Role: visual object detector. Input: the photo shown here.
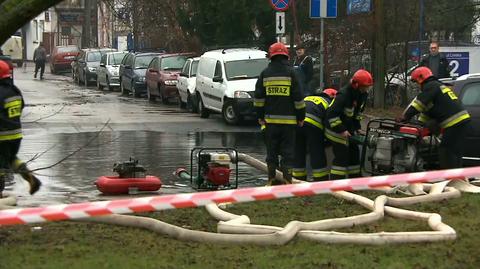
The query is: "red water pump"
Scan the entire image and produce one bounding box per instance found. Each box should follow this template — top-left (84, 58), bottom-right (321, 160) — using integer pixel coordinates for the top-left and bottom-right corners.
top-left (190, 148), bottom-right (239, 190)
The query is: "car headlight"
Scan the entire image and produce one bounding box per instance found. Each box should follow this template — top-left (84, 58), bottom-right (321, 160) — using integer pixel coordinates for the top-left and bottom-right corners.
top-left (234, 91), bottom-right (252, 98)
top-left (88, 67), bottom-right (96, 72)
top-left (164, 80), bottom-right (178, 86)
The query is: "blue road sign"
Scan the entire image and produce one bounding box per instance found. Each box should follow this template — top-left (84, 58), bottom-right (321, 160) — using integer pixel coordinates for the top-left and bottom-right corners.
top-left (310, 0), bottom-right (337, 19)
top-left (270, 0), bottom-right (289, 11)
top-left (445, 52), bottom-right (469, 77)
top-left (347, 0), bottom-right (372, 15)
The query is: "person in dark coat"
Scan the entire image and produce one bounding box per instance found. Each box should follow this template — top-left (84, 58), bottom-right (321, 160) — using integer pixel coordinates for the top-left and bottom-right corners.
top-left (420, 42), bottom-right (451, 79)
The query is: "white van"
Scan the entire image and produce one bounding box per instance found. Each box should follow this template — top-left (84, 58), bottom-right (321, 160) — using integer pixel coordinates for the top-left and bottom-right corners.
top-left (1, 36), bottom-right (23, 67)
top-left (196, 48), bottom-right (269, 124)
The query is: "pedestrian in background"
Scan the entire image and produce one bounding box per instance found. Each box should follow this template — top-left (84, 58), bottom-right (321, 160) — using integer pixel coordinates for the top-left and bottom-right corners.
top-left (293, 44), bottom-right (314, 96)
top-left (254, 42), bottom-right (305, 185)
top-left (0, 60), bottom-right (42, 197)
top-left (33, 42), bottom-right (47, 80)
top-left (325, 70), bottom-right (373, 179)
top-left (420, 41), bottom-right (451, 79)
top-left (293, 88), bottom-right (337, 181)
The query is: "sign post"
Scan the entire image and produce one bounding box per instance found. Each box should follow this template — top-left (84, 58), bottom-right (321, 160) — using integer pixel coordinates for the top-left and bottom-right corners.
top-left (270, 0), bottom-right (289, 41)
top-left (276, 12), bottom-right (286, 35)
top-left (310, 0), bottom-right (337, 90)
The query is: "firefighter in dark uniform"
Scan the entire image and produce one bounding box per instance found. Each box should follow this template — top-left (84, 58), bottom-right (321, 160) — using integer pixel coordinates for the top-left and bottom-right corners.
top-left (0, 60), bottom-right (42, 197)
top-left (398, 66), bottom-right (471, 169)
top-left (325, 70), bottom-right (373, 179)
top-left (293, 88), bottom-right (337, 181)
top-left (254, 42), bottom-right (305, 185)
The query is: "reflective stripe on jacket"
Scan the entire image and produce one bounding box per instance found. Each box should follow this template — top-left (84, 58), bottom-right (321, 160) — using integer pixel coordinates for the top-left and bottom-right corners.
top-left (403, 78), bottom-right (470, 128)
top-left (254, 59), bottom-right (305, 125)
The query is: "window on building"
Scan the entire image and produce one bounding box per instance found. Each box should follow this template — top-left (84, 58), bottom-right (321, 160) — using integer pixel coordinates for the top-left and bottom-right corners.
top-left (33, 20), bottom-right (38, 41)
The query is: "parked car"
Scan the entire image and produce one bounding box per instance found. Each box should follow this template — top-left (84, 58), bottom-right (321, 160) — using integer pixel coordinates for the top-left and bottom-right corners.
top-left (74, 48), bottom-right (116, 86)
top-left (96, 51), bottom-right (127, 91)
top-left (145, 53), bottom-right (194, 103)
top-left (49, 45), bottom-right (79, 74)
top-left (195, 48), bottom-right (268, 124)
top-left (177, 57), bottom-right (200, 112)
top-left (442, 73), bottom-right (480, 166)
top-left (1, 35), bottom-right (23, 67)
top-left (119, 52), bottom-right (163, 97)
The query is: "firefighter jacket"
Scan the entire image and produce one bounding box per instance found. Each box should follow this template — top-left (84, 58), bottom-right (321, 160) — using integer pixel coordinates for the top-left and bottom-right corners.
top-left (254, 59), bottom-right (305, 125)
top-left (325, 84), bottom-right (367, 136)
top-left (403, 77), bottom-right (470, 129)
top-left (303, 93), bottom-right (333, 130)
top-left (0, 79), bottom-right (24, 141)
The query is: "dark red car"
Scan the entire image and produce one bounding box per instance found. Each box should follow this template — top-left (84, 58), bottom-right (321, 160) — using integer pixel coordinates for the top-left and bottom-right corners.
top-left (145, 53), bottom-right (194, 103)
top-left (50, 45), bottom-right (79, 74)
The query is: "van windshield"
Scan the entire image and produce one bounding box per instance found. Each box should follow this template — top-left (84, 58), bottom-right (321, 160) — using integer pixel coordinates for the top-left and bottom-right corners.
top-left (87, 51), bottom-right (101, 62)
top-left (224, 59), bottom-right (269, 80)
top-left (58, 47), bottom-right (78, 53)
top-left (109, 53), bottom-right (126, 65)
top-left (161, 56), bottom-right (188, 71)
top-left (135, 55), bottom-right (156, 69)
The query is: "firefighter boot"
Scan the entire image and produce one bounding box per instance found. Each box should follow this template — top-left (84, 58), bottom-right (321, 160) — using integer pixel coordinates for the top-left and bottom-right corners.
top-left (14, 160), bottom-right (42, 195)
top-left (267, 164), bottom-right (284, 186)
top-left (0, 172), bottom-right (6, 198)
top-left (282, 167), bottom-right (293, 184)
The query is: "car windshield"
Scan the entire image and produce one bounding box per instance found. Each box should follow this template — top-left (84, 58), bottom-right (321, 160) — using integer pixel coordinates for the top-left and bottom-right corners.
top-left (225, 59), bottom-right (269, 80)
top-left (135, 55), bottom-right (156, 69)
top-left (58, 47), bottom-right (78, 53)
top-left (160, 56), bottom-right (188, 71)
top-left (191, 60), bottom-right (199, 76)
top-left (87, 51), bottom-right (101, 62)
top-left (109, 53), bottom-right (126, 65)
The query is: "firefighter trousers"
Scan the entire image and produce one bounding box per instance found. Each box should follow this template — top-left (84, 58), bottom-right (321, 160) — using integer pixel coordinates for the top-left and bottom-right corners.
top-left (439, 121), bottom-right (470, 169)
top-left (0, 139), bottom-right (21, 192)
top-left (264, 124), bottom-right (296, 183)
top-left (293, 125), bottom-right (329, 181)
top-left (326, 129), bottom-right (360, 180)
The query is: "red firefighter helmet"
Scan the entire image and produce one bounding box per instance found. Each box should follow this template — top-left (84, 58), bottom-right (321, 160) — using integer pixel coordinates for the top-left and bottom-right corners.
top-left (351, 69), bottom-right (373, 89)
top-left (323, 88), bottom-right (337, 98)
top-left (411, 66), bottom-right (433, 84)
top-left (0, 60), bottom-right (11, 79)
top-left (268, 42), bottom-right (289, 59)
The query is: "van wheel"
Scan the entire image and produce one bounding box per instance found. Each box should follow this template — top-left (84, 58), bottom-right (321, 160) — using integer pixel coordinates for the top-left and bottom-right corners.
top-left (222, 100), bottom-right (241, 125)
top-left (147, 86), bottom-right (156, 102)
top-left (97, 79), bottom-right (103, 90)
top-left (106, 77), bottom-right (112, 91)
top-left (159, 85), bottom-right (169, 104)
top-left (198, 94), bottom-right (210, 118)
top-left (187, 93), bottom-right (198, 113)
top-left (120, 81), bottom-right (128, 96)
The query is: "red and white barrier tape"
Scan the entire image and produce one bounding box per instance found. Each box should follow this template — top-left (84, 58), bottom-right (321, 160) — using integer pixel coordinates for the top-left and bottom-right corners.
top-left (1, 167), bottom-right (479, 226)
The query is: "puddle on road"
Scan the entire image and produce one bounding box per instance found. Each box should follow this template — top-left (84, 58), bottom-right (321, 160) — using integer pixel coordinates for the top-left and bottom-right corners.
top-left (8, 131), bottom-right (267, 207)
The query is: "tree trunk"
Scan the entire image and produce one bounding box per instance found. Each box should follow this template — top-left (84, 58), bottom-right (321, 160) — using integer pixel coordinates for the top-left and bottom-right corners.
top-left (373, 0), bottom-right (386, 108)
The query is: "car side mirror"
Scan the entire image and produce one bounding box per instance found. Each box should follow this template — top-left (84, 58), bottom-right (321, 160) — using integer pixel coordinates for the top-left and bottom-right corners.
top-left (148, 68), bottom-right (158, 73)
top-left (100, 63), bottom-right (106, 67)
top-left (213, 76), bottom-right (223, 83)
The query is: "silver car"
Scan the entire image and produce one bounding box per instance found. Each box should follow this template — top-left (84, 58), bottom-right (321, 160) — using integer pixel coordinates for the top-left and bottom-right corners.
top-left (96, 51), bottom-right (127, 91)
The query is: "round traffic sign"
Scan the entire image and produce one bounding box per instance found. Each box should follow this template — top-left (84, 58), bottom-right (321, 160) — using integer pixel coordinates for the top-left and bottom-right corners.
top-left (270, 0), bottom-right (289, 11)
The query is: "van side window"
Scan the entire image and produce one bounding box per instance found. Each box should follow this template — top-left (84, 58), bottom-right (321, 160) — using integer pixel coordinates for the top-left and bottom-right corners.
top-left (182, 60), bottom-right (191, 77)
top-left (214, 61), bottom-right (222, 78)
top-left (101, 54), bottom-right (107, 65)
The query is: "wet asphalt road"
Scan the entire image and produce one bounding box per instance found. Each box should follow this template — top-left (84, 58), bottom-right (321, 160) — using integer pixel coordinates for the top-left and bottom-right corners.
top-left (8, 66), bottom-right (267, 207)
